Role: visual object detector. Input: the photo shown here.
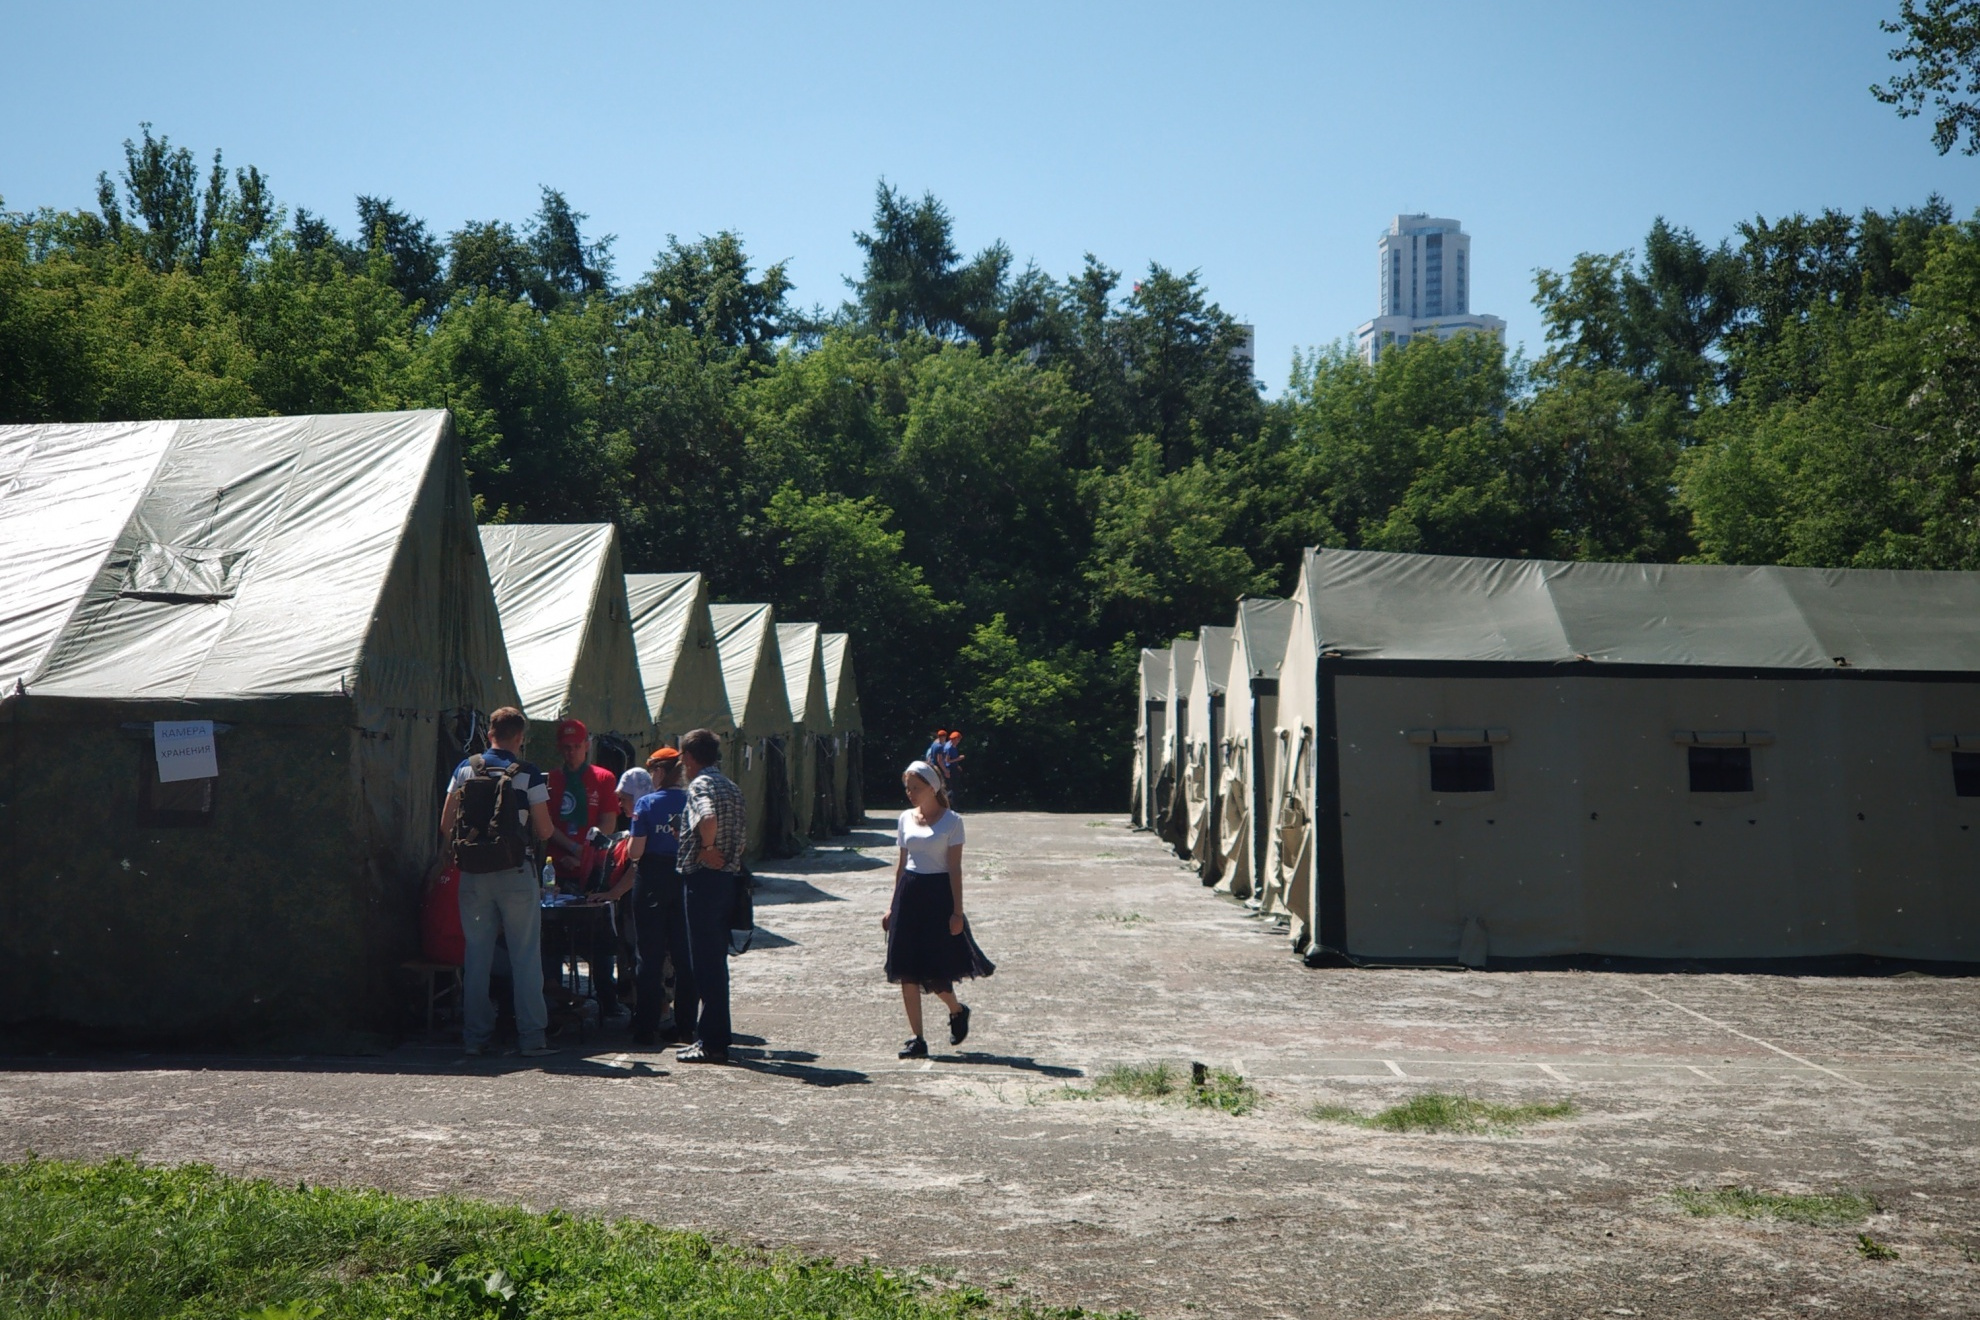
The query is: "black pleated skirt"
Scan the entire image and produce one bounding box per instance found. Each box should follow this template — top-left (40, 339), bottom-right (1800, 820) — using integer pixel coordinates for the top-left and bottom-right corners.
top-left (885, 870), bottom-right (995, 992)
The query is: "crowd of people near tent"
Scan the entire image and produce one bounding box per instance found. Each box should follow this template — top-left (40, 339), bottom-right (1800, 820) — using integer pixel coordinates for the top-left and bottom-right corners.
top-left (428, 710), bottom-right (748, 1061)
top-left (0, 410), bottom-right (869, 1048)
top-left (1136, 546), bottom-right (1980, 970)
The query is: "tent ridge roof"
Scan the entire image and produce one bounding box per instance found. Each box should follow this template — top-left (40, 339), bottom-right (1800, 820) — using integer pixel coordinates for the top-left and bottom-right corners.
top-left (1301, 546), bottom-right (1980, 672)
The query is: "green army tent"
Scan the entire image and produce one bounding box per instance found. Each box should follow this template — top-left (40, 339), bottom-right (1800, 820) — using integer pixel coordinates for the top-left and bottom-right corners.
top-left (479, 524), bottom-right (653, 774)
top-left (820, 632), bottom-right (864, 832)
top-left (1133, 648), bottom-right (1169, 830)
top-left (777, 622), bottom-right (836, 841)
top-left (1216, 598), bottom-right (1294, 903)
top-left (625, 572), bottom-right (733, 751)
top-left (709, 602), bottom-right (797, 860)
top-left (1157, 638), bottom-right (1197, 857)
top-left (1279, 546), bottom-right (1980, 967)
top-left (1184, 626), bottom-right (1234, 885)
top-left (0, 410), bottom-right (517, 1046)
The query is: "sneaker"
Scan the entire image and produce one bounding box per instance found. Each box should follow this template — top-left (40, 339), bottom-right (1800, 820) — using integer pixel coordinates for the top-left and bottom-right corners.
top-left (948, 1005), bottom-right (971, 1046)
top-left (676, 1042), bottom-right (729, 1064)
top-left (518, 1043), bottom-right (558, 1058)
top-left (631, 1029), bottom-right (659, 1048)
top-left (463, 1042), bottom-right (488, 1058)
top-left (899, 1037), bottom-right (928, 1059)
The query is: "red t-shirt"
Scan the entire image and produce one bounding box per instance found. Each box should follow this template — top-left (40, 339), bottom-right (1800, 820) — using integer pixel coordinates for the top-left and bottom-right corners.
top-left (548, 762), bottom-right (619, 881)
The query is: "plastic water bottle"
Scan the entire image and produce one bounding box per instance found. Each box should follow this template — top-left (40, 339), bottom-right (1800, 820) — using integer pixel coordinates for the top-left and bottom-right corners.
top-left (541, 860), bottom-right (556, 893)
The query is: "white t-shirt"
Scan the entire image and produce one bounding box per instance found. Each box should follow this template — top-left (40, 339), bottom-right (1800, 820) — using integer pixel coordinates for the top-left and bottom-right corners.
top-left (897, 808), bottom-right (965, 874)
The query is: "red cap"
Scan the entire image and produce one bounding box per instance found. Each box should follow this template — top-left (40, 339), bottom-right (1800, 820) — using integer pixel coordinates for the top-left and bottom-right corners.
top-left (556, 718), bottom-right (589, 746)
top-left (647, 747), bottom-right (680, 764)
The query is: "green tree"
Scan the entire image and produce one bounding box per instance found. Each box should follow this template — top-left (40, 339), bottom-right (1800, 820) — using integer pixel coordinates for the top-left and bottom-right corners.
top-left (412, 292), bottom-right (611, 522)
top-left (845, 182), bottom-right (1014, 344)
top-left (1084, 441), bottom-right (1273, 644)
top-left (1874, 0), bottom-right (1980, 154)
top-left (955, 613), bottom-right (1111, 806)
top-left (633, 231), bottom-right (797, 359)
top-left (1534, 219), bottom-right (1742, 410)
top-left (355, 196), bottom-right (445, 315)
top-left (1682, 218), bottom-right (1980, 568)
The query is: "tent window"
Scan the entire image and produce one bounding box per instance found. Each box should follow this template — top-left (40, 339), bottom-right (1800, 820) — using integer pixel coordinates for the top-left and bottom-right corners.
top-left (137, 746), bottom-right (216, 827)
top-left (1428, 745), bottom-right (1493, 794)
top-left (1688, 746), bottom-right (1752, 793)
top-left (118, 542), bottom-right (251, 602)
top-left (1953, 752), bottom-right (1980, 798)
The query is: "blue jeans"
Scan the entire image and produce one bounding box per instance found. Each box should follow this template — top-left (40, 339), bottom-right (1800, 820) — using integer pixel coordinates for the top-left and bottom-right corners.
top-left (681, 868), bottom-right (735, 1054)
top-left (459, 866), bottom-right (549, 1050)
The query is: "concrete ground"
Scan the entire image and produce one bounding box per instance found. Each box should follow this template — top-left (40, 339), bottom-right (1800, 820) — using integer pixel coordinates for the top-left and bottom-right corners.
top-left (3, 812), bottom-right (1978, 1318)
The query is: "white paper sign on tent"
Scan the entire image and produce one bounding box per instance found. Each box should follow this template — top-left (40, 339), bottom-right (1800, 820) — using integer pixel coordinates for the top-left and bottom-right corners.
top-left (154, 720), bottom-right (218, 782)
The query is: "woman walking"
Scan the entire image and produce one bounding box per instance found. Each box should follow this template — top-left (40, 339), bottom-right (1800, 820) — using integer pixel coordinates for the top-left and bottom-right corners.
top-left (883, 760), bottom-right (993, 1058)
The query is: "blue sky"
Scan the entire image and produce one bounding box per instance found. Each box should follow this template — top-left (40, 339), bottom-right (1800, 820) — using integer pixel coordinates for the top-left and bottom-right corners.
top-left (3, 2), bottom-right (1969, 390)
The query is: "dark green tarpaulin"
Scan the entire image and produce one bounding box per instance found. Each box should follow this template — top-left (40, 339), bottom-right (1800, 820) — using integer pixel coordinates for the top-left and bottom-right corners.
top-left (0, 410), bottom-right (517, 1046)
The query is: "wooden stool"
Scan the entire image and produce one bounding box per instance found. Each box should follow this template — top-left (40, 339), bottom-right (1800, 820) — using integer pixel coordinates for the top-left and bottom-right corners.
top-left (404, 961), bottom-right (462, 1038)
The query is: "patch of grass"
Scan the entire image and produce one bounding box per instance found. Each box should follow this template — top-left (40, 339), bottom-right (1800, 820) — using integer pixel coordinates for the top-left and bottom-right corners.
top-left (0, 1156), bottom-right (1117, 1319)
top-left (1062, 1063), bottom-right (1258, 1116)
top-left (1857, 1232), bottom-right (1899, 1260)
top-left (1308, 1092), bottom-right (1575, 1134)
top-left (1671, 1185), bottom-right (1880, 1226)
top-left (1096, 910), bottom-right (1145, 925)
top-left (1065, 1062), bottom-right (1179, 1102)
top-left (1186, 1064), bottom-right (1259, 1116)
top-left (1085, 820), bottom-right (1112, 827)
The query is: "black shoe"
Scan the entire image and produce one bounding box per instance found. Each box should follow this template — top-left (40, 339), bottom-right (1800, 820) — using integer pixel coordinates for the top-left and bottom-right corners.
top-left (676, 1042), bottom-right (729, 1064)
top-left (899, 1037), bottom-right (928, 1059)
top-left (631, 1029), bottom-right (658, 1048)
top-left (948, 1005), bottom-right (971, 1046)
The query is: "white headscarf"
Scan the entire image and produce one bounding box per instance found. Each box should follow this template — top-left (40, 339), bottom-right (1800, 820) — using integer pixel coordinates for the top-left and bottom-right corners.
top-left (616, 767), bottom-right (654, 800)
top-left (906, 759), bottom-right (946, 793)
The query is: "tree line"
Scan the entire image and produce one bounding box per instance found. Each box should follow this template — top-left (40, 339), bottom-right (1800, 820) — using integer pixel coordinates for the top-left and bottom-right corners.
top-left (5, 126), bottom-right (1980, 806)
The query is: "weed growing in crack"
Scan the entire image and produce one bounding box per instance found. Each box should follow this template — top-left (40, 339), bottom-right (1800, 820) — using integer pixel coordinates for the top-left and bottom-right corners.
top-left (1061, 1063), bottom-right (1258, 1115)
top-left (1671, 1186), bottom-right (1879, 1226)
top-left (1309, 1092), bottom-right (1574, 1134)
top-left (1857, 1233), bottom-right (1899, 1260)
top-left (1063, 1062), bottom-right (1178, 1101)
top-left (1186, 1064), bottom-right (1258, 1116)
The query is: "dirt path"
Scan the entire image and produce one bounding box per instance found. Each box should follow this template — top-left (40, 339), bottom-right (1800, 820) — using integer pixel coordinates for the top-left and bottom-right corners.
top-left (4, 812), bottom-right (1978, 1318)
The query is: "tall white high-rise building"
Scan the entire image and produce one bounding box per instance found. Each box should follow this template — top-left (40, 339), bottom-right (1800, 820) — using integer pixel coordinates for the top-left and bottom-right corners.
top-left (1354, 214), bottom-right (1505, 363)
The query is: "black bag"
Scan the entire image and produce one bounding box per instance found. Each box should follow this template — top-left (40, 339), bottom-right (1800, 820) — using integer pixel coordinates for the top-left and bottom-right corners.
top-left (728, 867), bottom-right (755, 956)
top-left (452, 755), bottom-right (532, 874)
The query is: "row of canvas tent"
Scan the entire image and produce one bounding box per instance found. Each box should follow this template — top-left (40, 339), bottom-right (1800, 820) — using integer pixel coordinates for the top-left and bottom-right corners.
top-left (0, 410), bottom-right (862, 1048)
top-left (478, 524), bottom-right (865, 860)
top-left (1137, 546), bottom-right (1980, 969)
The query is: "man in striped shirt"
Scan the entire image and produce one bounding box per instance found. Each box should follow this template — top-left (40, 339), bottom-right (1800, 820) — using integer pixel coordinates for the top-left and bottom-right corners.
top-left (674, 728), bottom-right (745, 1062)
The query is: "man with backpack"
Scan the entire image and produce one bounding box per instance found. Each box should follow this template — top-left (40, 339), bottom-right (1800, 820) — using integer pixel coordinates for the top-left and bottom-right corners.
top-left (441, 706), bottom-right (555, 1058)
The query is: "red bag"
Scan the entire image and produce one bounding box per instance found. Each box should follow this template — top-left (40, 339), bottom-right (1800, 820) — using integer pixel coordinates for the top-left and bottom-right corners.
top-left (421, 864), bottom-right (466, 966)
